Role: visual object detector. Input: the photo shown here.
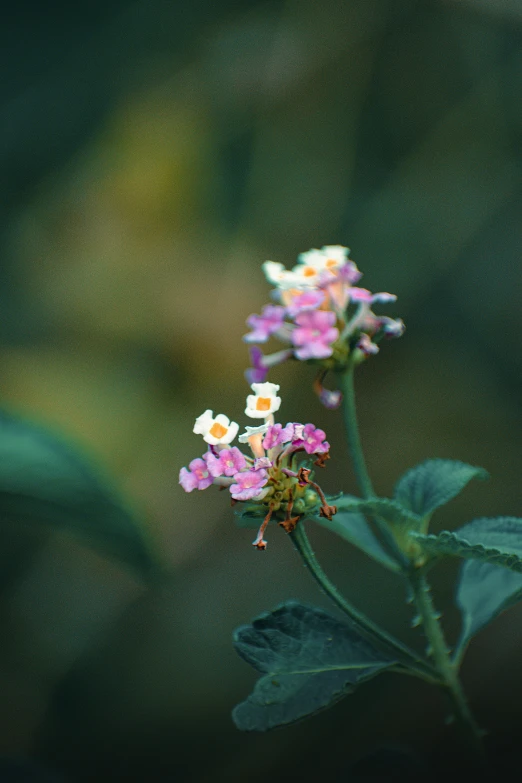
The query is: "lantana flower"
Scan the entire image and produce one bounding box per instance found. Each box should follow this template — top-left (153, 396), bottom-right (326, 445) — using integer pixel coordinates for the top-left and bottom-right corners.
top-left (179, 383), bottom-right (337, 549)
top-left (244, 244), bottom-right (404, 408)
top-left (245, 382), bottom-right (282, 418)
top-left (193, 410), bottom-right (239, 445)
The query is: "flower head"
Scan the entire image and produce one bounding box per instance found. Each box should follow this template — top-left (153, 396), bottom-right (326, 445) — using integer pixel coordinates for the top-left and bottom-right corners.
top-left (292, 310), bottom-right (339, 360)
top-left (180, 384), bottom-right (336, 548)
top-left (193, 410), bottom-right (239, 445)
top-left (245, 382), bottom-right (282, 419)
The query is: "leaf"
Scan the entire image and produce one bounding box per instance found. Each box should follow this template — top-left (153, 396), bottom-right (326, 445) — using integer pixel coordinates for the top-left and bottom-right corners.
top-left (413, 517), bottom-right (522, 574)
top-left (393, 459), bottom-right (488, 518)
top-left (455, 559), bottom-right (522, 659)
top-left (232, 600), bottom-right (396, 731)
top-left (0, 410), bottom-right (155, 577)
top-left (335, 495), bottom-right (420, 529)
top-left (313, 509), bottom-right (400, 571)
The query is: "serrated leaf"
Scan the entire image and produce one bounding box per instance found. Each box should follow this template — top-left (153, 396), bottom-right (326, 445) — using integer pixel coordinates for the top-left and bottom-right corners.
top-left (313, 509), bottom-right (400, 571)
top-left (0, 410), bottom-right (155, 577)
top-left (414, 517), bottom-right (522, 574)
top-left (394, 459), bottom-right (487, 518)
top-left (232, 600), bottom-right (396, 731)
top-left (335, 495), bottom-right (420, 530)
top-left (455, 559), bottom-right (522, 660)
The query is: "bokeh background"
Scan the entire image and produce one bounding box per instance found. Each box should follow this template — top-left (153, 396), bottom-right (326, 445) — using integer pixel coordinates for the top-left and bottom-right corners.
top-left (0, 0), bottom-right (521, 780)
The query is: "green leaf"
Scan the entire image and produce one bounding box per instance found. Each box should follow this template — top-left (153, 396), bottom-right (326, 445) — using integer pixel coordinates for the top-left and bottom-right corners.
top-left (0, 410), bottom-right (155, 577)
top-left (313, 509), bottom-right (400, 571)
top-left (414, 517), bottom-right (522, 574)
top-left (455, 559), bottom-right (522, 659)
top-left (393, 459), bottom-right (488, 518)
top-left (232, 600), bottom-right (396, 731)
top-left (334, 495), bottom-right (420, 529)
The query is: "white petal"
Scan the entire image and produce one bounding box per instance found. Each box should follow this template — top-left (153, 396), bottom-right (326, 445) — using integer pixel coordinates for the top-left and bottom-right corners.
top-left (193, 409), bottom-right (213, 435)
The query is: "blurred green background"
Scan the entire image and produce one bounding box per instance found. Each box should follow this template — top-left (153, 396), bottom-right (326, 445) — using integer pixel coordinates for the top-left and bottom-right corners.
top-left (1, 0), bottom-right (522, 779)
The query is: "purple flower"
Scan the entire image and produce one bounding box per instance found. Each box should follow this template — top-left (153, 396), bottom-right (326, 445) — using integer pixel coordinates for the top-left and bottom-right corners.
top-left (179, 457), bottom-right (214, 492)
top-left (337, 261), bottom-right (362, 285)
top-left (317, 386), bottom-right (342, 410)
top-left (204, 447), bottom-right (246, 478)
top-left (291, 423), bottom-right (330, 455)
top-left (291, 310), bottom-right (339, 360)
top-left (245, 346), bottom-right (269, 384)
top-left (230, 468), bottom-right (269, 501)
top-left (284, 290), bottom-right (325, 317)
top-left (244, 305), bottom-right (286, 343)
top-left (262, 422), bottom-right (294, 450)
top-left (350, 288), bottom-right (397, 304)
top-left (245, 346), bottom-right (293, 385)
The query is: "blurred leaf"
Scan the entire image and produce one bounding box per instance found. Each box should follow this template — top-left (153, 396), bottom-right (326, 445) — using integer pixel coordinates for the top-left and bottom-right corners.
top-left (313, 508), bottom-right (400, 572)
top-left (413, 517), bottom-right (522, 574)
top-left (394, 459), bottom-right (488, 518)
top-left (455, 559), bottom-right (522, 661)
top-left (232, 600), bottom-right (396, 731)
top-left (0, 410), bottom-right (155, 577)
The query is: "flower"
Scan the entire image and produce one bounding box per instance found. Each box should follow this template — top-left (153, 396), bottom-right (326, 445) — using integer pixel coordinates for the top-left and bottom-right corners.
top-left (245, 346), bottom-right (269, 384)
top-left (204, 447), bottom-right (246, 477)
top-left (290, 423), bottom-right (330, 455)
top-left (292, 310), bottom-right (339, 360)
top-left (245, 382), bottom-right (282, 419)
top-left (193, 410), bottom-right (239, 445)
top-left (179, 458), bottom-right (214, 492)
top-left (238, 422), bottom-right (270, 443)
top-left (230, 467), bottom-right (269, 501)
top-left (245, 346), bottom-right (293, 385)
top-left (262, 422), bottom-right (294, 450)
top-left (281, 289), bottom-right (325, 317)
top-left (244, 305), bottom-right (286, 343)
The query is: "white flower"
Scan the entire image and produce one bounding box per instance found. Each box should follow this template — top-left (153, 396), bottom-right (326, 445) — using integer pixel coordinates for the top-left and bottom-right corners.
top-left (262, 260), bottom-right (319, 290)
top-left (193, 409), bottom-right (239, 445)
top-left (245, 382), bottom-right (282, 419)
top-left (297, 245), bottom-right (350, 274)
top-left (238, 423), bottom-right (270, 443)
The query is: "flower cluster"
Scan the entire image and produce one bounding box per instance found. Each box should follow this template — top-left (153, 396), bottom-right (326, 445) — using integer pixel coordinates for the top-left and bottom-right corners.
top-left (244, 245), bottom-right (404, 408)
top-left (179, 382), bottom-right (336, 549)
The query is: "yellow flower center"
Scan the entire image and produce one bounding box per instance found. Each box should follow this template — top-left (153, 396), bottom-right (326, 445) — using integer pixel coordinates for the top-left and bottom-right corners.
top-left (209, 422), bottom-right (228, 439)
top-left (256, 397), bottom-right (271, 411)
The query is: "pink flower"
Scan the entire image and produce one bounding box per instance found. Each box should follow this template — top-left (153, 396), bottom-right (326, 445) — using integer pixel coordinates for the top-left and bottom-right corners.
top-left (179, 458), bottom-right (214, 492)
top-left (204, 447), bottom-right (246, 478)
top-left (262, 423), bottom-right (294, 450)
top-left (244, 305), bottom-right (286, 343)
top-left (291, 310), bottom-right (339, 360)
top-left (291, 423), bottom-right (330, 455)
top-left (284, 290), bottom-right (325, 317)
top-left (230, 468), bottom-right (269, 501)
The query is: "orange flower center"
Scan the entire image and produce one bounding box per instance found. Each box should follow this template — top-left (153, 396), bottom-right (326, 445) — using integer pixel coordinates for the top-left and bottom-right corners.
top-left (209, 422), bottom-right (228, 439)
top-left (302, 266), bottom-right (317, 277)
top-left (256, 397), bottom-right (271, 411)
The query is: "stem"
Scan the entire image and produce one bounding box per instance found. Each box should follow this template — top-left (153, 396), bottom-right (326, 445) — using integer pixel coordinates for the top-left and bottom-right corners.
top-left (408, 568), bottom-right (485, 759)
top-left (290, 522), bottom-right (439, 683)
top-left (340, 366), bottom-right (374, 499)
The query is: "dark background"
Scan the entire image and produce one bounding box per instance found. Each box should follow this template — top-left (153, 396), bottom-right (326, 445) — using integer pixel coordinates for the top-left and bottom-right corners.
top-left (0, 0), bottom-right (521, 779)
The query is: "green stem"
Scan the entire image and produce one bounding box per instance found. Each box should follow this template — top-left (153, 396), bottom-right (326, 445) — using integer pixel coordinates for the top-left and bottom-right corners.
top-left (340, 366), bottom-right (374, 499)
top-left (408, 568), bottom-right (485, 759)
top-left (340, 367), bottom-right (407, 567)
top-left (290, 522), bottom-right (439, 683)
